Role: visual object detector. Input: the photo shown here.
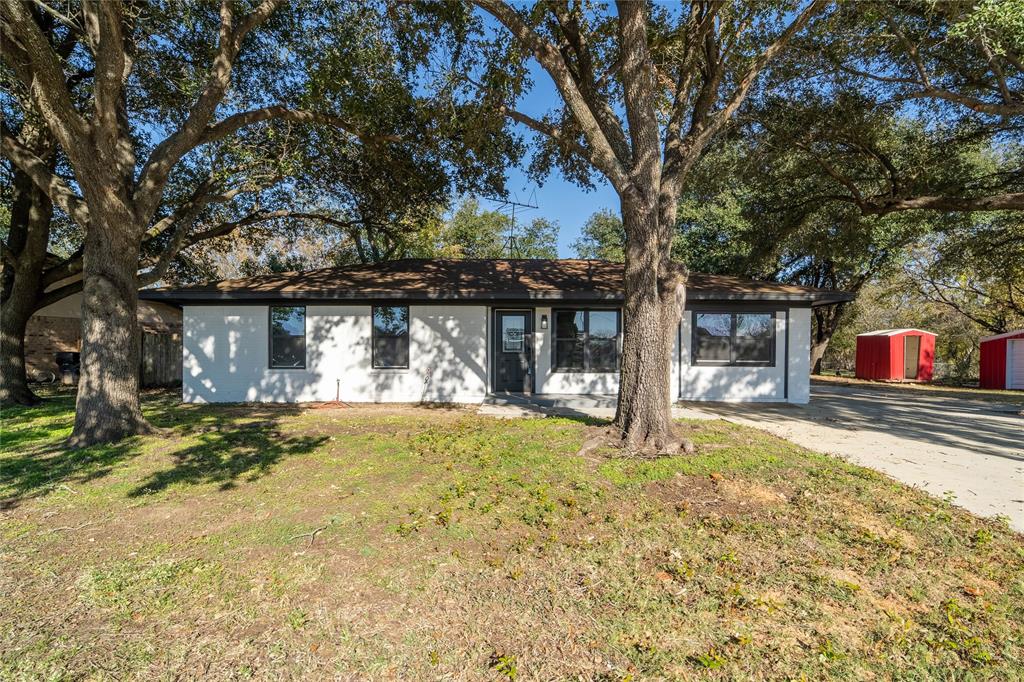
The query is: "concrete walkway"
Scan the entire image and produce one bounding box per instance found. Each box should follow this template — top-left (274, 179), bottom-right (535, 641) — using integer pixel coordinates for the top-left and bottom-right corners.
top-left (689, 385), bottom-right (1024, 532)
top-left (479, 392), bottom-right (708, 421)
top-left (479, 387), bottom-right (1024, 531)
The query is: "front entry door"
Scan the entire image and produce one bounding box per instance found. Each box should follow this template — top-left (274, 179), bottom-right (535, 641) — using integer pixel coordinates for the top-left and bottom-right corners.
top-left (493, 310), bottom-right (534, 393)
top-left (904, 335), bottom-right (920, 379)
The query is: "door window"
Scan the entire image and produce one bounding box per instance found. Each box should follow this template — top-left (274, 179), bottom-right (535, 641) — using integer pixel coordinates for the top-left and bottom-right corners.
top-left (502, 315), bottom-right (526, 352)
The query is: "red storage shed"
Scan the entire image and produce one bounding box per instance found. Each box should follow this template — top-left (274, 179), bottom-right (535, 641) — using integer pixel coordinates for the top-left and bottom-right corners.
top-left (979, 330), bottom-right (1024, 390)
top-left (855, 329), bottom-right (936, 382)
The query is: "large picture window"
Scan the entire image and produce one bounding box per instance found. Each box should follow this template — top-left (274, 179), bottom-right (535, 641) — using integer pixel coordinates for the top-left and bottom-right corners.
top-left (553, 309), bottom-right (621, 372)
top-left (372, 305), bottom-right (409, 369)
top-left (269, 306), bottom-right (306, 368)
top-left (692, 312), bottom-right (774, 366)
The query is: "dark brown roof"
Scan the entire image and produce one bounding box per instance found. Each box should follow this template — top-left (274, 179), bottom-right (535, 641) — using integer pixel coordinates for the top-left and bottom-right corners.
top-left (140, 259), bottom-right (852, 306)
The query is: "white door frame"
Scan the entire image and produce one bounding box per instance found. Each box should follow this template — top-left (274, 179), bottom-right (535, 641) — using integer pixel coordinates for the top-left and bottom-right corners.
top-left (1009, 339), bottom-right (1024, 390)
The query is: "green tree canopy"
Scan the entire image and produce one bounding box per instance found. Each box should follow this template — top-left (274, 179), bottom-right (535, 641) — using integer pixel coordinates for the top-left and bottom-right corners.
top-left (435, 197), bottom-right (558, 259)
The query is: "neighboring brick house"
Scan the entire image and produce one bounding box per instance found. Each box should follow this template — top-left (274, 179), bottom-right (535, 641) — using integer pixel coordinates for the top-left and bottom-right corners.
top-left (26, 289), bottom-right (183, 386)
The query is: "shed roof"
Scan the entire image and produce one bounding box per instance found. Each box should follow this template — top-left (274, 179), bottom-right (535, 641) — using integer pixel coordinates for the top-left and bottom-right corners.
top-left (979, 329), bottom-right (1024, 343)
top-left (856, 328), bottom-right (936, 337)
top-left (140, 259), bottom-right (853, 306)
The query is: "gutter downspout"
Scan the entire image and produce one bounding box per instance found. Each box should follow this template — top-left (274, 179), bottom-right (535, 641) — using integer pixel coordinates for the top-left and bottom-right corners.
top-left (783, 309), bottom-right (790, 402)
top-left (677, 320), bottom-right (682, 401)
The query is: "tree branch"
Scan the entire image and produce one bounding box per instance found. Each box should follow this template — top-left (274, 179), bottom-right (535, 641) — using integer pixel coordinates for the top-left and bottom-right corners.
top-left (34, 277), bottom-right (83, 311)
top-left (472, 0), bottom-right (632, 192)
top-left (903, 89), bottom-right (1024, 117)
top-left (199, 106), bottom-right (399, 146)
top-left (40, 248), bottom-right (83, 287)
top-left (497, 105), bottom-right (605, 172)
top-left (859, 192), bottom-right (1024, 215)
top-left (688, 0), bottom-right (827, 155)
top-left (1, 125), bottom-right (91, 227)
top-left (550, 2), bottom-right (631, 164)
top-left (133, 0), bottom-right (284, 220)
top-left (616, 0), bottom-right (661, 185)
top-left (137, 210), bottom-right (361, 286)
top-left (82, 0), bottom-right (125, 150)
top-left (2, 0), bottom-right (91, 156)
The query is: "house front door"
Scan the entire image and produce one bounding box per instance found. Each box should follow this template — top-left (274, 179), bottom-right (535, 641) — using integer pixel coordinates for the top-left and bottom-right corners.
top-left (493, 310), bottom-right (534, 393)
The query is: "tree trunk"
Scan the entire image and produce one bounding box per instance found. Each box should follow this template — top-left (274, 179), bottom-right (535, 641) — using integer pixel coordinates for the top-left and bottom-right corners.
top-left (1, 287), bottom-right (42, 407)
top-left (1, 154), bottom-right (54, 407)
top-left (810, 338), bottom-right (829, 375)
top-left (67, 213), bottom-right (156, 447)
top-left (810, 303), bottom-right (847, 375)
top-left (613, 198), bottom-right (684, 452)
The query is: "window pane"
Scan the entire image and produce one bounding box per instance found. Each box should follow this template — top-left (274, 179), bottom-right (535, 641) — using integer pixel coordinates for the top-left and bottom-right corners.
top-left (373, 306), bottom-right (408, 337)
top-left (271, 336), bottom-right (305, 368)
top-left (555, 339), bottom-right (585, 370)
top-left (271, 306), bottom-right (304, 337)
top-left (589, 338), bottom-right (618, 371)
top-left (373, 306), bottom-right (409, 368)
top-left (734, 314), bottom-right (773, 363)
top-left (502, 315), bottom-right (525, 352)
top-left (733, 336), bottom-right (772, 363)
top-left (736, 314), bottom-right (772, 339)
top-left (555, 310), bottom-right (584, 339)
top-left (589, 310), bottom-right (618, 339)
top-left (694, 313), bottom-right (731, 363)
top-left (373, 337), bottom-right (409, 368)
top-left (270, 306), bottom-right (305, 368)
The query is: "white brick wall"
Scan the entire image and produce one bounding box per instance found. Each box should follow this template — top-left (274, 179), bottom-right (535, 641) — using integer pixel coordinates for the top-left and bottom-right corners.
top-left (182, 304), bottom-right (487, 403)
top-left (678, 307), bottom-right (811, 404)
top-left (183, 302), bottom-right (813, 404)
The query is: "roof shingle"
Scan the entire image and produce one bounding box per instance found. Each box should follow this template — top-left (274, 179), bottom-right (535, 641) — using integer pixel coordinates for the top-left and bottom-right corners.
top-left (140, 259), bottom-right (852, 306)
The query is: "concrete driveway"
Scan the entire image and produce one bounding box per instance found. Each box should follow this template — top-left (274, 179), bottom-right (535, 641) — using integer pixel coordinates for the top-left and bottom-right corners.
top-left (691, 384), bottom-right (1024, 531)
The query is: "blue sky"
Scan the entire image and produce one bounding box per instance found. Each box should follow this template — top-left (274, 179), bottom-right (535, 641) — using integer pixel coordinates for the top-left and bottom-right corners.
top-left (488, 63), bottom-right (620, 257)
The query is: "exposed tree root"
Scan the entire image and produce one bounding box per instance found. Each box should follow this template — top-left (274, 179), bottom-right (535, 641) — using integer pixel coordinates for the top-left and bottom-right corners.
top-left (576, 425), bottom-right (695, 459)
top-left (0, 386), bottom-right (43, 408)
top-left (65, 416), bottom-right (164, 449)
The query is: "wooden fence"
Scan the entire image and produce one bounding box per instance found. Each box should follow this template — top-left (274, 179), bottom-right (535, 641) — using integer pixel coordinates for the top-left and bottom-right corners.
top-left (140, 331), bottom-right (182, 387)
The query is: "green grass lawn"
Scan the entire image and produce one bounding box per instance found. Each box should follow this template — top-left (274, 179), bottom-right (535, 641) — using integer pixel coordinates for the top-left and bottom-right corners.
top-left (2, 389), bottom-right (1022, 680)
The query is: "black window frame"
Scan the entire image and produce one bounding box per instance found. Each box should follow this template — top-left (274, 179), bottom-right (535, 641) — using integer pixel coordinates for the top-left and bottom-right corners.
top-left (551, 308), bottom-right (622, 373)
top-left (371, 305), bottom-right (410, 370)
top-left (268, 305), bottom-right (307, 369)
top-left (691, 310), bottom-right (776, 367)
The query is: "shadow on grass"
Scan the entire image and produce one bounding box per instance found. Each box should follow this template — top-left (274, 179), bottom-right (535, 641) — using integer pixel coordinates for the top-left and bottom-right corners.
top-left (127, 427), bottom-right (327, 497)
top-left (1, 388), bottom-right (323, 509)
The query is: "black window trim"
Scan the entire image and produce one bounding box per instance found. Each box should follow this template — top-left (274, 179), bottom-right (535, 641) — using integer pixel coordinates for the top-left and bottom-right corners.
top-left (551, 307), bottom-right (622, 373)
top-left (691, 310), bottom-right (776, 367)
top-left (371, 304), bottom-right (410, 370)
top-left (268, 305), bottom-right (307, 370)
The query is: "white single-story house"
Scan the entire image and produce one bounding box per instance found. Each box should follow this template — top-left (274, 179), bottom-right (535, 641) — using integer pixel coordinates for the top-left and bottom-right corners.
top-left (140, 259), bottom-right (852, 405)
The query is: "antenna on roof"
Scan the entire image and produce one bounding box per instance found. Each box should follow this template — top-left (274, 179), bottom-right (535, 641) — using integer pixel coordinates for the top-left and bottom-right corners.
top-left (481, 190), bottom-right (539, 258)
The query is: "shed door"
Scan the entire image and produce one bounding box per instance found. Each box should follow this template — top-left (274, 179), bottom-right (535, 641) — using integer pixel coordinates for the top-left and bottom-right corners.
top-left (903, 336), bottom-right (920, 380)
top-left (1010, 339), bottom-right (1024, 389)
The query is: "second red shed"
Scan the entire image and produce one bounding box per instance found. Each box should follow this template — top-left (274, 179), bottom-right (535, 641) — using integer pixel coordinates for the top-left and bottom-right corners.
top-left (855, 329), bottom-right (936, 382)
top-left (979, 330), bottom-right (1024, 390)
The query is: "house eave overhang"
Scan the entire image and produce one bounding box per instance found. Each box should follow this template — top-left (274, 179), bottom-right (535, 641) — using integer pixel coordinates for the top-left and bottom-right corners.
top-left (139, 288), bottom-right (853, 307)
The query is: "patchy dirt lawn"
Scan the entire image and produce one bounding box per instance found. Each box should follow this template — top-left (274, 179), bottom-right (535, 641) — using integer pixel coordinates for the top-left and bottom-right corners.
top-left (1, 389), bottom-right (1022, 680)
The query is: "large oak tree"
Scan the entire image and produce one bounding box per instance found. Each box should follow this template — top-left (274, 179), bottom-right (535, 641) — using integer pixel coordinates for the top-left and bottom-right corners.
top-left (1, 0), bottom-right (506, 445)
top-left (458, 0), bottom-right (826, 450)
